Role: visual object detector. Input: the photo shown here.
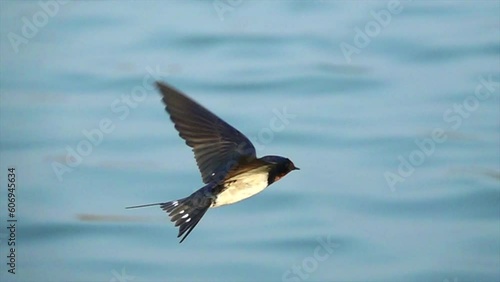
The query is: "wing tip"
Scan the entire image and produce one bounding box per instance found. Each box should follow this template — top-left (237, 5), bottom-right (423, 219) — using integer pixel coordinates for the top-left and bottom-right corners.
top-left (155, 80), bottom-right (165, 88)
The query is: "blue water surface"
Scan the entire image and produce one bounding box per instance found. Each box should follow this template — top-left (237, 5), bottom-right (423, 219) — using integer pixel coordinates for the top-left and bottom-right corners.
top-left (0, 1), bottom-right (499, 282)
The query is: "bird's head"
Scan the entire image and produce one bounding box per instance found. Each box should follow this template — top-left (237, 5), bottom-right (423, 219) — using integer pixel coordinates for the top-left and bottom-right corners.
top-left (261, 155), bottom-right (299, 183)
top-left (286, 159), bottom-right (300, 172)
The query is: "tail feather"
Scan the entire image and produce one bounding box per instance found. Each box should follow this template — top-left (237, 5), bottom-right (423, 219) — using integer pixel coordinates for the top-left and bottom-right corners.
top-left (126, 203), bottom-right (163, 209)
top-left (160, 193), bottom-right (213, 243)
top-left (126, 187), bottom-right (214, 243)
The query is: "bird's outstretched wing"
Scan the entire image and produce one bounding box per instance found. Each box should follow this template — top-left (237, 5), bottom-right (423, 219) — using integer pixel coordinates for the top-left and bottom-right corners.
top-left (156, 82), bottom-right (257, 184)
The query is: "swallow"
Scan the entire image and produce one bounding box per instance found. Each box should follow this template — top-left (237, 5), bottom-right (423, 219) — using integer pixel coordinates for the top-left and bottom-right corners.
top-left (127, 82), bottom-right (299, 243)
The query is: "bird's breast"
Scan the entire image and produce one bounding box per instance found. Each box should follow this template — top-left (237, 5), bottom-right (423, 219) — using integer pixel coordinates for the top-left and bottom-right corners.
top-left (212, 167), bottom-right (270, 208)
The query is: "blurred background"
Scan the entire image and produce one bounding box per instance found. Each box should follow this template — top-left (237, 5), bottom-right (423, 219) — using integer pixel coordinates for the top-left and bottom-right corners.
top-left (0, 1), bottom-right (498, 281)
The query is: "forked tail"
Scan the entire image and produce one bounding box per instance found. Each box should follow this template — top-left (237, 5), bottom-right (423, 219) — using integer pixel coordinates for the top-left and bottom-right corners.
top-left (126, 189), bottom-right (213, 243)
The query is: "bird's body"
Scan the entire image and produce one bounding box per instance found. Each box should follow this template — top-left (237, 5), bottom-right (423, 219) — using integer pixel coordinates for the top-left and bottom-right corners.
top-left (127, 82), bottom-right (298, 243)
top-left (213, 163), bottom-right (271, 207)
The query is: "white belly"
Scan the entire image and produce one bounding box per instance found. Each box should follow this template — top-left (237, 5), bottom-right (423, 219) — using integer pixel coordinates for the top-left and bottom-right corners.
top-left (212, 168), bottom-right (270, 207)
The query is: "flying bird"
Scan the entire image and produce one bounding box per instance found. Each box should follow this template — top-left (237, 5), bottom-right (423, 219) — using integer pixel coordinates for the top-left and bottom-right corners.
top-left (127, 82), bottom-right (299, 243)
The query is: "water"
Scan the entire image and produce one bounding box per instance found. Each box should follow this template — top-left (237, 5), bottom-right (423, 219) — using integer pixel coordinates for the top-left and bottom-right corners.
top-left (0, 1), bottom-right (499, 281)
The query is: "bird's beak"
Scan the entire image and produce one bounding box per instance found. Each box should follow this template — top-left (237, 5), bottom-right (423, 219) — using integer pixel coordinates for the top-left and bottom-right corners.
top-left (294, 167), bottom-right (300, 170)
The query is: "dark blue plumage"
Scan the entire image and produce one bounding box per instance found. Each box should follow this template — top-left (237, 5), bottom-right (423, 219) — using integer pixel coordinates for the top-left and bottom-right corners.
top-left (127, 82), bottom-right (299, 243)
